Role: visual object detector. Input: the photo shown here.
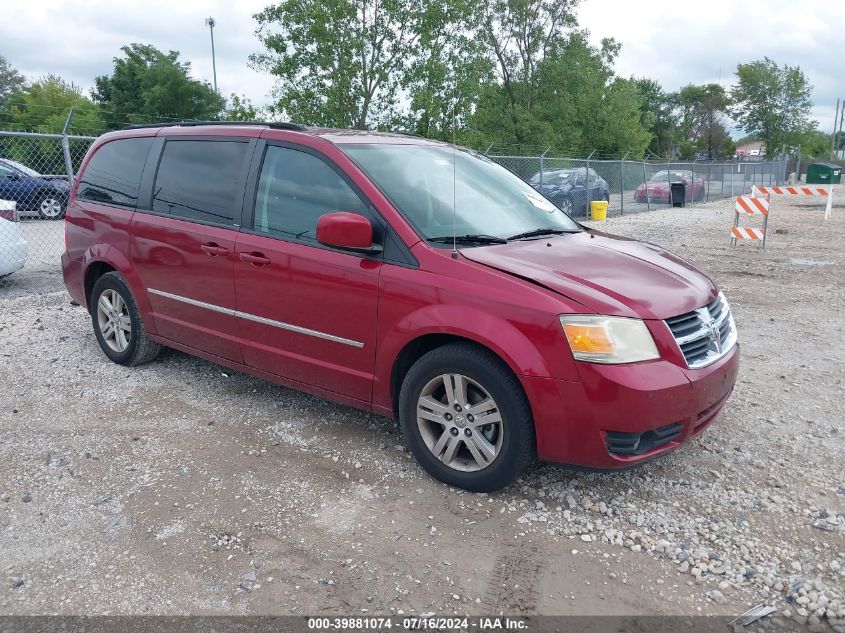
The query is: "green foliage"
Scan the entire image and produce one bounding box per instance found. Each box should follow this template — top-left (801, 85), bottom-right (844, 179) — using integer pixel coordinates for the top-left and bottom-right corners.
top-left (731, 57), bottom-right (815, 158)
top-left (3, 75), bottom-right (101, 134)
top-left (469, 34), bottom-right (650, 156)
top-left (251, 0), bottom-right (457, 129)
top-left (633, 78), bottom-right (676, 156)
top-left (93, 43), bottom-right (225, 129)
top-left (0, 54), bottom-right (27, 110)
top-left (224, 94), bottom-right (260, 121)
top-left (798, 129), bottom-right (832, 158)
top-left (0, 75), bottom-right (102, 173)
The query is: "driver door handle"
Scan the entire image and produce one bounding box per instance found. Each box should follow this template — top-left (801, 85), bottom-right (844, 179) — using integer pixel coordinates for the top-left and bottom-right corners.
top-left (239, 252), bottom-right (271, 267)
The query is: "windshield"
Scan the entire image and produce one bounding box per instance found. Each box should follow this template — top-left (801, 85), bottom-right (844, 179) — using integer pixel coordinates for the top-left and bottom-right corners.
top-left (1, 159), bottom-right (40, 178)
top-left (342, 144), bottom-right (580, 241)
top-left (650, 170), bottom-right (687, 182)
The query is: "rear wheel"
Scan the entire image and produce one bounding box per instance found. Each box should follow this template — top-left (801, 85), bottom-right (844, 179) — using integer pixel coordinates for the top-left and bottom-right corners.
top-left (90, 272), bottom-right (160, 366)
top-left (399, 343), bottom-right (535, 492)
top-left (36, 193), bottom-right (65, 220)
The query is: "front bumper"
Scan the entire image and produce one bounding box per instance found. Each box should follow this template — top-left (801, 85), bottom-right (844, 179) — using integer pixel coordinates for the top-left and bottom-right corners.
top-left (524, 342), bottom-right (740, 468)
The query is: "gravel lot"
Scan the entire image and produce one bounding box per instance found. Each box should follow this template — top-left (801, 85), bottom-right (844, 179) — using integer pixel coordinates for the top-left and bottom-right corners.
top-left (0, 191), bottom-right (843, 628)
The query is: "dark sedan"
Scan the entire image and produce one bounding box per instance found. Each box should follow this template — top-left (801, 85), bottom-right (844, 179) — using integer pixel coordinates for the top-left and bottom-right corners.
top-left (530, 167), bottom-right (609, 215)
top-left (0, 158), bottom-right (70, 220)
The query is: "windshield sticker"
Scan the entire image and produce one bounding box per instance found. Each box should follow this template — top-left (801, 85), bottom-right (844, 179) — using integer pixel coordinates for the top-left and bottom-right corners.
top-left (524, 191), bottom-right (558, 213)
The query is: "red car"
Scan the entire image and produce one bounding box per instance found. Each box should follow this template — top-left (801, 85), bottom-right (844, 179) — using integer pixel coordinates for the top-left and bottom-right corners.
top-left (62, 123), bottom-right (739, 492)
top-left (634, 170), bottom-right (706, 203)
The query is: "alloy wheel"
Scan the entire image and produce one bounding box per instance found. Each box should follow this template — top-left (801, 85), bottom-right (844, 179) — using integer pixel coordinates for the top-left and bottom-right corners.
top-left (39, 197), bottom-right (63, 219)
top-left (96, 289), bottom-right (132, 353)
top-left (416, 373), bottom-right (504, 472)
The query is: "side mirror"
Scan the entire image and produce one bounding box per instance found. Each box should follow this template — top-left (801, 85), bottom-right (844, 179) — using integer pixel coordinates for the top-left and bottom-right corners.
top-left (316, 212), bottom-right (381, 254)
top-left (5, 173), bottom-right (21, 180)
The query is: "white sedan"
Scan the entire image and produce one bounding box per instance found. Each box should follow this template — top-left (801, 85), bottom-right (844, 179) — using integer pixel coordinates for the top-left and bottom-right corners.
top-left (0, 202), bottom-right (28, 277)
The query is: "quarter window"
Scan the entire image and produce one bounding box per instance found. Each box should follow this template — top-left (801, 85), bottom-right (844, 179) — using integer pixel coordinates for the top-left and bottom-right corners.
top-left (253, 146), bottom-right (368, 242)
top-left (152, 140), bottom-right (248, 225)
top-left (78, 137), bottom-right (153, 207)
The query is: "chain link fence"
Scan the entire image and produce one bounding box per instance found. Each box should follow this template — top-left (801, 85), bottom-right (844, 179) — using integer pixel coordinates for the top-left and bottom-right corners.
top-left (487, 154), bottom-right (789, 218)
top-left (0, 130), bottom-right (96, 291)
top-left (0, 124), bottom-right (789, 294)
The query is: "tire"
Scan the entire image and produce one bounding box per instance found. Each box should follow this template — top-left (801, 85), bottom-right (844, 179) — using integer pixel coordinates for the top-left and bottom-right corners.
top-left (36, 193), bottom-right (66, 220)
top-left (90, 272), bottom-right (160, 366)
top-left (398, 342), bottom-right (535, 492)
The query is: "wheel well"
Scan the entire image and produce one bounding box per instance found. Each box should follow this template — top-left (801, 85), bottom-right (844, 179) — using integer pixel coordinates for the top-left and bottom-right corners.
top-left (390, 334), bottom-right (514, 419)
top-left (84, 261), bottom-right (116, 308)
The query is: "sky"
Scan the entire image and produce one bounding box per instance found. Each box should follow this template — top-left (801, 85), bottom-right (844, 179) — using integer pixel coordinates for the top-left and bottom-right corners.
top-left (1, 0), bottom-right (843, 137)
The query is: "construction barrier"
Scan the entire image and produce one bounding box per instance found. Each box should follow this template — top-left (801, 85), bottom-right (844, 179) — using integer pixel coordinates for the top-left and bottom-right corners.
top-left (732, 196), bottom-right (769, 248)
top-left (751, 185), bottom-right (833, 220)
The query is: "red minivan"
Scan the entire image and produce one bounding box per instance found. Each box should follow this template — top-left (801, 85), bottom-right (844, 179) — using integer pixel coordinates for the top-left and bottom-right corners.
top-left (62, 122), bottom-right (739, 491)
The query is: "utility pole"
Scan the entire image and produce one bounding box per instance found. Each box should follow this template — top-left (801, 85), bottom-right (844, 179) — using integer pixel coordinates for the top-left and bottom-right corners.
top-left (205, 17), bottom-right (218, 93)
top-left (831, 98), bottom-right (840, 160)
top-left (838, 99), bottom-right (845, 160)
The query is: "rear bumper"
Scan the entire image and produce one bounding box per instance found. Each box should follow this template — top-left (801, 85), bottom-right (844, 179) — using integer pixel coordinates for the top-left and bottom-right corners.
top-left (61, 251), bottom-right (86, 306)
top-left (525, 343), bottom-right (740, 468)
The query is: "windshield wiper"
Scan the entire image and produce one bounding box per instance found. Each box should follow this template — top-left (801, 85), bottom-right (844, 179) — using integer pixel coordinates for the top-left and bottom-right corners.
top-left (428, 234), bottom-right (508, 245)
top-left (506, 228), bottom-right (576, 241)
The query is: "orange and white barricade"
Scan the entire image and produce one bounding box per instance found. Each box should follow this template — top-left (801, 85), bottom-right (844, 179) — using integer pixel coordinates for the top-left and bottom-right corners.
top-left (751, 185), bottom-right (833, 220)
top-left (732, 196), bottom-right (769, 248)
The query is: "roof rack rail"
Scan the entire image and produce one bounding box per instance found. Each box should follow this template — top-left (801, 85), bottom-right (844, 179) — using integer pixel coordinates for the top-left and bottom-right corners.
top-left (121, 120), bottom-right (307, 131)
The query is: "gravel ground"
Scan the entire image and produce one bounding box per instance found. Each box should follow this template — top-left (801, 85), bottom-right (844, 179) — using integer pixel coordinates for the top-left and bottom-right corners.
top-left (0, 191), bottom-right (843, 628)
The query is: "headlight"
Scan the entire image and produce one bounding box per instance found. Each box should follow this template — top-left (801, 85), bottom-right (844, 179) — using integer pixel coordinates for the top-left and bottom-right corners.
top-left (559, 315), bottom-right (660, 364)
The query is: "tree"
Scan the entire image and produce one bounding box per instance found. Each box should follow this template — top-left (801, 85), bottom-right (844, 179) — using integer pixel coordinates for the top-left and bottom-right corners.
top-left (797, 129), bottom-right (831, 158)
top-left (476, 0), bottom-right (579, 144)
top-left (731, 58), bottom-right (815, 158)
top-left (1, 76), bottom-right (102, 173)
top-left (93, 44), bottom-right (224, 128)
top-left (4, 75), bottom-right (101, 134)
top-left (633, 78), bottom-right (677, 156)
top-left (251, 0), bottom-right (455, 129)
top-left (401, 1), bottom-right (492, 141)
top-left (0, 54), bottom-right (26, 110)
top-left (224, 94), bottom-right (260, 121)
top-left (676, 83), bottom-right (731, 158)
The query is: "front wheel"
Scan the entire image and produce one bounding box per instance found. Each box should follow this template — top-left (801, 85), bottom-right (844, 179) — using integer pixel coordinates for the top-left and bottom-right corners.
top-left (90, 272), bottom-right (161, 366)
top-left (398, 343), bottom-right (535, 492)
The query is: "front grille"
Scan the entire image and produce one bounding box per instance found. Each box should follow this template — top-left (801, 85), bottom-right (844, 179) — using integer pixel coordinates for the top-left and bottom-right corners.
top-left (606, 422), bottom-right (684, 455)
top-left (665, 293), bottom-right (737, 369)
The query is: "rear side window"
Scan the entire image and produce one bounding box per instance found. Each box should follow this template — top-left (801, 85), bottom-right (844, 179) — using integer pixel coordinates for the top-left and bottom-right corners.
top-left (78, 137), bottom-right (153, 207)
top-left (253, 146), bottom-right (368, 242)
top-left (152, 140), bottom-right (248, 226)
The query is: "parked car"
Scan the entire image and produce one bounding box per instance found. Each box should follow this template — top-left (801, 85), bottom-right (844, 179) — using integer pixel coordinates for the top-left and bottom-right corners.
top-left (529, 167), bottom-right (609, 215)
top-left (62, 123), bottom-right (739, 492)
top-left (0, 214), bottom-right (29, 277)
top-left (0, 158), bottom-right (70, 220)
top-left (634, 170), bottom-right (705, 203)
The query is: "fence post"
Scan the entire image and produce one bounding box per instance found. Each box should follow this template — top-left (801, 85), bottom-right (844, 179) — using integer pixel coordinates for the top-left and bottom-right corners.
top-left (707, 161), bottom-right (712, 202)
top-left (586, 150), bottom-right (595, 214)
top-left (690, 161), bottom-right (695, 207)
top-left (620, 152), bottom-right (629, 215)
top-left (539, 147), bottom-right (550, 189)
top-left (643, 160), bottom-right (649, 211)
top-left (61, 108), bottom-right (76, 185)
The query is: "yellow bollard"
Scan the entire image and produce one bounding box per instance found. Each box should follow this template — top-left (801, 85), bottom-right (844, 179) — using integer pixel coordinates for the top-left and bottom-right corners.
top-left (590, 200), bottom-right (608, 221)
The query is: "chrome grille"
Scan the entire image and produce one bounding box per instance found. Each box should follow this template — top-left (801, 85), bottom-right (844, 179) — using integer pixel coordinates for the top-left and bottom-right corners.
top-left (665, 293), bottom-right (737, 368)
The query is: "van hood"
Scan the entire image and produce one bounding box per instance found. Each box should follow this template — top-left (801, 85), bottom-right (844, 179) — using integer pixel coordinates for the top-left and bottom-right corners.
top-left (461, 230), bottom-right (716, 319)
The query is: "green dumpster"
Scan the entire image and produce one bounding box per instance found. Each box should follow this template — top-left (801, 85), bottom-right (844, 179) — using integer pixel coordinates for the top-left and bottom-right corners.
top-left (806, 162), bottom-right (841, 184)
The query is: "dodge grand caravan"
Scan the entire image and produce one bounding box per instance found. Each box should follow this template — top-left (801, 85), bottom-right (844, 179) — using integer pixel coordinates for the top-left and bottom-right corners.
top-left (62, 122), bottom-right (739, 492)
